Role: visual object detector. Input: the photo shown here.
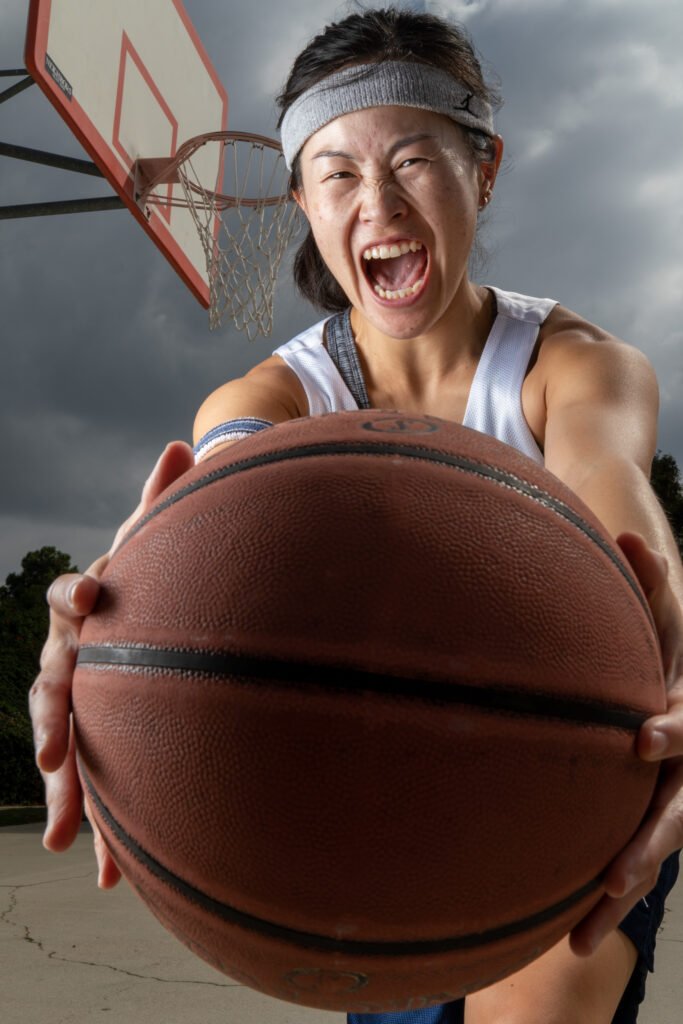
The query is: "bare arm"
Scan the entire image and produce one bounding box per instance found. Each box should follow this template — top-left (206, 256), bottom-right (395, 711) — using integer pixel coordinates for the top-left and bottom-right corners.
top-left (543, 334), bottom-right (682, 604)
top-left (193, 356), bottom-right (306, 458)
top-left (541, 331), bottom-right (683, 952)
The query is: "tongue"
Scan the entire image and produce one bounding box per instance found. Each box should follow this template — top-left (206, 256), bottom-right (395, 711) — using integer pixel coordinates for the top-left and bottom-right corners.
top-left (368, 250), bottom-right (426, 290)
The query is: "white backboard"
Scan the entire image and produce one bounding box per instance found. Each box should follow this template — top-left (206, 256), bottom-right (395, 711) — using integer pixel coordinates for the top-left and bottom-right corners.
top-left (25, 0), bottom-right (229, 307)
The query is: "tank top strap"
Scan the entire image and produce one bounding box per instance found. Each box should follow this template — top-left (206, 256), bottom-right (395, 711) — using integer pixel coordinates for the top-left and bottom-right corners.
top-left (462, 287), bottom-right (557, 463)
top-left (326, 309), bottom-right (372, 410)
top-left (272, 316), bottom-right (359, 415)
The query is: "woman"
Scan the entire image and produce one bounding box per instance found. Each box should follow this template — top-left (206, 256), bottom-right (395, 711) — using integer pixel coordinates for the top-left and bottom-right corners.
top-left (31, 8), bottom-right (683, 1023)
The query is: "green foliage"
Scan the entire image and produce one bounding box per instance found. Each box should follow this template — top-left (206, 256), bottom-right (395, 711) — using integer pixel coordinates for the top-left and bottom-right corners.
top-left (0, 547), bottom-right (78, 806)
top-left (651, 451), bottom-right (683, 557)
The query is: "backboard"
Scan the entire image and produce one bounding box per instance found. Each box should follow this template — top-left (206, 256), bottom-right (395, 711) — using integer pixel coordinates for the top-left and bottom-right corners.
top-left (24, 0), bottom-right (228, 308)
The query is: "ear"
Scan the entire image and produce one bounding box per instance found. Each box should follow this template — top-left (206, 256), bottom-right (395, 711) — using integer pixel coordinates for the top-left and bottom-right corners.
top-left (479, 134), bottom-right (504, 208)
top-left (292, 188), bottom-right (308, 218)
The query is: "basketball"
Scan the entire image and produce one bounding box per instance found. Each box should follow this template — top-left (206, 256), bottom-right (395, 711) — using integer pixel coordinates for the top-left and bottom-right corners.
top-left (73, 410), bottom-right (664, 1013)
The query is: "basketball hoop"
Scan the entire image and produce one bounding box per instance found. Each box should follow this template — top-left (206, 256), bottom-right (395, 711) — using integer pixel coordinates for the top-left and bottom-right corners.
top-left (135, 132), bottom-right (302, 340)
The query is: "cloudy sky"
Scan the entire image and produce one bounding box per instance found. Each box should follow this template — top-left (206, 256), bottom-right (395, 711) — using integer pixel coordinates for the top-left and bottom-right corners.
top-left (0, 0), bottom-right (682, 581)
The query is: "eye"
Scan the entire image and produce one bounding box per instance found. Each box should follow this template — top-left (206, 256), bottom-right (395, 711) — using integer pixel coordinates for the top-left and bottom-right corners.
top-left (397, 157), bottom-right (427, 170)
top-left (323, 170), bottom-right (356, 182)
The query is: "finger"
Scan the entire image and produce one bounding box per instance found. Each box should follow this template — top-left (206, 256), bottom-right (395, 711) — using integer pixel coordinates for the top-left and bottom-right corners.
top-left (601, 760), bottom-right (683, 897)
top-left (46, 571), bottom-right (102, 619)
top-left (573, 766), bottom-right (683, 955)
top-left (616, 532), bottom-right (669, 598)
top-left (30, 668), bottom-right (74, 773)
top-left (617, 531), bottom-right (683, 689)
top-left (570, 755), bottom-right (683, 956)
top-left (141, 440), bottom-right (194, 507)
top-left (31, 574), bottom-right (101, 771)
top-left (111, 441), bottom-right (194, 554)
top-left (83, 796), bottom-right (122, 889)
top-left (32, 628), bottom-right (80, 772)
top-left (42, 727), bottom-right (83, 852)
top-left (569, 877), bottom-right (658, 957)
top-left (639, 703), bottom-right (683, 761)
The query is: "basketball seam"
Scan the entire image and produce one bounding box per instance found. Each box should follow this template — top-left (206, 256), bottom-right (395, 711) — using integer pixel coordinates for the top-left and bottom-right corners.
top-left (77, 757), bottom-right (602, 957)
top-left (76, 644), bottom-right (650, 730)
top-left (116, 441), bottom-right (652, 626)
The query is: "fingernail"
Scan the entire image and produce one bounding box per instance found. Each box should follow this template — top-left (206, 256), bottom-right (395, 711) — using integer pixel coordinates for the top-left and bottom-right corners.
top-left (153, 444), bottom-right (170, 473)
top-left (621, 872), bottom-right (638, 896)
top-left (142, 447), bottom-right (167, 494)
top-left (34, 731), bottom-right (48, 766)
top-left (648, 730), bottom-right (668, 757)
top-left (42, 812), bottom-right (54, 850)
top-left (66, 578), bottom-right (80, 608)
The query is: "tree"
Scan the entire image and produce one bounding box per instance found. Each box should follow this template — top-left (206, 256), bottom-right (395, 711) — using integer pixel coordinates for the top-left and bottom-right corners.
top-left (651, 451), bottom-right (683, 557)
top-left (0, 547), bottom-right (78, 805)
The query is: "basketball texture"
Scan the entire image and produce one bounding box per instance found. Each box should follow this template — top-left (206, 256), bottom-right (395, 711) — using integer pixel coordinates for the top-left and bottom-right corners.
top-left (74, 411), bottom-right (664, 1013)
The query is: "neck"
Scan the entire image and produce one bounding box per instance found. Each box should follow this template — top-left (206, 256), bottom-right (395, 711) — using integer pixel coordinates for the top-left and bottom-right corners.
top-left (349, 281), bottom-right (494, 408)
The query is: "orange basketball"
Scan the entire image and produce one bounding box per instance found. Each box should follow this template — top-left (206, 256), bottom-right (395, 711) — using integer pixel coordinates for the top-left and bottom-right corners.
top-left (73, 411), bottom-right (664, 1013)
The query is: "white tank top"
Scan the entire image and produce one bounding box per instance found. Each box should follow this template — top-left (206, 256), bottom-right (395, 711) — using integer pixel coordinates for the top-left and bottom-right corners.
top-left (273, 287), bottom-right (557, 464)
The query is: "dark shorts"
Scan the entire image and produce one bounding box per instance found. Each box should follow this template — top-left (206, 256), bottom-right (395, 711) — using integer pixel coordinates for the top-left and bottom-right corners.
top-left (347, 851), bottom-right (680, 1024)
top-left (611, 850), bottom-right (679, 1023)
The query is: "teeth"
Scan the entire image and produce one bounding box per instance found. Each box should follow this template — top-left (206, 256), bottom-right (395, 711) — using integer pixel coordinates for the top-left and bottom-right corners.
top-left (374, 278), bottom-right (425, 301)
top-left (363, 240), bottom-right (423, 261)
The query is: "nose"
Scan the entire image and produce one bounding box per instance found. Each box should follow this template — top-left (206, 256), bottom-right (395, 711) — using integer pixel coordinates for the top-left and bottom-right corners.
top-left (358, 177), bottom-right (407, 226)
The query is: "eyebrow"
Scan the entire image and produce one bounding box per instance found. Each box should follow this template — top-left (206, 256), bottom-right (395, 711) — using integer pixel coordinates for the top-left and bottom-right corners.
top-left (311, 132), bottom-right (437, 162)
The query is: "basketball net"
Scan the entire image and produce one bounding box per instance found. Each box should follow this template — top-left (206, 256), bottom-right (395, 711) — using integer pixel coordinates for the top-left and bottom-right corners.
top-left (136, 132), bottom-right (302, 340)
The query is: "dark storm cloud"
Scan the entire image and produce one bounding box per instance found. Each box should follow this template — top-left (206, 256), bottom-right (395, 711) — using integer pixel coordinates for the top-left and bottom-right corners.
top-left (458, 0), bottom-right (683, 459)
top-left (0, 0), bottom-right (681, 579)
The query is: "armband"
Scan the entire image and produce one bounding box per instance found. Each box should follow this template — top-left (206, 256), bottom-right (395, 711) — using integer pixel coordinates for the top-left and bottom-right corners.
top-left (193, 417), bottom-right (274, 462)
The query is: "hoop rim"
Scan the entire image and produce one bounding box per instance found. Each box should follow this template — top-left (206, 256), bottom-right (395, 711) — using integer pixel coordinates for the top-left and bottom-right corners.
top-left (135, 131), bottom-right (291, 210)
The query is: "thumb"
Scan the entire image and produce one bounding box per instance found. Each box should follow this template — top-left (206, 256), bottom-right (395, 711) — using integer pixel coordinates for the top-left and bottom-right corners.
top-left (140, 440), bottom-right (195, 511)
top-left (111, 441), bottom-right (195, 555)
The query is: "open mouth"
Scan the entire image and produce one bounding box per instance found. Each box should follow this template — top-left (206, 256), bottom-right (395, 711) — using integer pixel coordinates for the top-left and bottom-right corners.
top-left (361, 240), bottom-right (429, 302)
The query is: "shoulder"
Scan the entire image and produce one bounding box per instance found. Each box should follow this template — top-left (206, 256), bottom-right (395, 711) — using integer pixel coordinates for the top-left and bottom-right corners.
top-left (193, 355), bottom-right (307, 448)
top-left (537, 304), bottom-right (658, 406)
top-left (535, 305), bottom-right (659, 478)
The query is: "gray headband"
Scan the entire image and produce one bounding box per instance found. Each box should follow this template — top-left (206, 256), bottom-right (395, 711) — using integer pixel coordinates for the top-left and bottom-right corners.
top-left (280, 61), bottom-right (495, 169)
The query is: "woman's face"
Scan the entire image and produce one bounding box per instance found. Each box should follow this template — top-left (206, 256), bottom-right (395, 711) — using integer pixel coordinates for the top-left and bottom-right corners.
top-left (295, 105), bottom-right (502, 339)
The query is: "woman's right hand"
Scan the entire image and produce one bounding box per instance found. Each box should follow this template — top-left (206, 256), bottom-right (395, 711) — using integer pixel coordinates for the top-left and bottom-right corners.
top-left (29, 441), bottom-right (195, 886)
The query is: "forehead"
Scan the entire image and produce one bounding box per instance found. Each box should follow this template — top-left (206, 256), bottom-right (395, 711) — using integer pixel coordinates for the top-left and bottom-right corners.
top-left (300, 105), bottom-right (465, 160)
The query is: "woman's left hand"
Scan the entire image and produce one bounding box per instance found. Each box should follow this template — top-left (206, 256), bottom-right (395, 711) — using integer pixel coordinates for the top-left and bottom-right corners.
top-left (570, 531), bottom-right (683, 955)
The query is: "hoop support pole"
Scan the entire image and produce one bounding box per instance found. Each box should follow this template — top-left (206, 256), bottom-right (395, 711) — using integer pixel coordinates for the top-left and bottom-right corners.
top-left (0, 196), bottom-right (125, 220)
top-left (0, 141), bottom-right (104, 177)
top-left (0, 76), bottom-right (35, 105)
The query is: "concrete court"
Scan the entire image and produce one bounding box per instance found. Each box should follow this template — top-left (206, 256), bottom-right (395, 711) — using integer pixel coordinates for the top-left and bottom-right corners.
top-left (2, 823), bottom-right (681, 1024)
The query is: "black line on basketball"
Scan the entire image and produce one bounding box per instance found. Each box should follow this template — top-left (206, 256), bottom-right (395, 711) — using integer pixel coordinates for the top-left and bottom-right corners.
top-left (116, 440), bottom-right (650, 622)
top-left (77, 644), bottom-right (648, 731)
top-left (78, 757), bottom-right (601, 957)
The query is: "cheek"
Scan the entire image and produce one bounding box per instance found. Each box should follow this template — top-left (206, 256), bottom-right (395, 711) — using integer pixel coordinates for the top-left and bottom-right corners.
top-left (306, 201), bottom-right (354, 271)
top-left (430, 158), bottom-right (480, 210)
top-left (308, 194), bottom-right (347, 227)
top-left (429, 182), bottom-right (479, 244)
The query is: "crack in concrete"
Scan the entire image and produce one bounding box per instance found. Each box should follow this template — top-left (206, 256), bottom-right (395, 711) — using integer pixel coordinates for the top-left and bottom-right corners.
top-left (1, 872), bottom-right (95, 892)
top-left (0, 885), bottom-right (18, 926)
top-left (1, 880), bottom-right (238, 989)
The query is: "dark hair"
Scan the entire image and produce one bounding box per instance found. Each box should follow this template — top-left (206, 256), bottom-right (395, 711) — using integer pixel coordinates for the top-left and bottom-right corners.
top-left (276, 6), bottom-right (501, 312)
